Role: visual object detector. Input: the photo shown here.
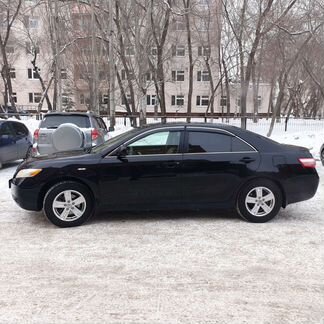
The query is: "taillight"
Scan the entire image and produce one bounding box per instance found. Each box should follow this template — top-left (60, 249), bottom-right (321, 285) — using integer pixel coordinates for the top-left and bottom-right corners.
top-left (299, 158), bottom-right (316, 168)
top-left (34, 129), bottom-right (39, 140)
top-left (91, 129), bottom-right (100, 141)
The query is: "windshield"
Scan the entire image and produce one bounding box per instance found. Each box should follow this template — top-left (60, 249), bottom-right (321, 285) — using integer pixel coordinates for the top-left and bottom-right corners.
top-left (91, 128), bottom-right (138, 154)
top-left (40, 115), bottom-right (90, 129)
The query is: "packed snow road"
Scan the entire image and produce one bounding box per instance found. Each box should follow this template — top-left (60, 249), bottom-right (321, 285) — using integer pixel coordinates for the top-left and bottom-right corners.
top-left (0, 162), bottom-right (323, 324)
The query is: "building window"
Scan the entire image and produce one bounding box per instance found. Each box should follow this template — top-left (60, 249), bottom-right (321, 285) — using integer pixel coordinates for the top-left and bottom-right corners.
top-left (6, 45), bottom-right (15, 54)
top-left (172, 45), bottom-right (185, 57)
top-left (171, 95), bottom-right (184, 106)
top-left (122, 94), bottom-right (132, 105)
top-left (121, 69), bottom-right (135, 80)
top-left (147, 94), bottom-right (157, 106)
top-left (61, 68), bottom-right (67, 79)
top-left (125, 45), bottom-right (135, 56)
top-left (196, 95), bottom-right (209, 106)
top-left (28, 92), bottom-right (41, 103)
top-left (220, 96), bottom-right (227, 106)
top-left (150, 47), bottom-right (157, 55)
top-left (28, 68), bottom-right (40, 79)
top-left (146, 71), bottom-right (154, 81)
top-left (29, 17), bottom-right (39, 29)
top-left (12, 92), bottom-right (17, 103)
top-left (80, 93), bottom-right (85, 104)
top-left (258, 95), bottom-right (262, 108)
top-left (62, 93), bottom-right (69, 105)
top-left (172, 70), bottom-right (185, 82)
top-left (197, 19), bottom-right (208, 31)
top-left (197, 70), bottom-right (210, 81)
top-left (198, 46), bottom-right (210, 56)
top-left (9, 68), bottom-right (16, 79)
top-left (174, 18), bottom-right (186, 31)
top-left (26, 42), bottom-right (40, 54)
top-left (99, 71), bottom-right (106, 80)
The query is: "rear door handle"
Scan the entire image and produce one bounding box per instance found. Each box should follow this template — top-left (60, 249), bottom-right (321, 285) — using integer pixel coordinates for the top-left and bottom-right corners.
top-left (240, 157), bottom-right (255, 163)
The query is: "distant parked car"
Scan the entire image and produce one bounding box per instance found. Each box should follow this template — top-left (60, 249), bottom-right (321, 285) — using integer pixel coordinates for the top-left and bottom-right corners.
top-left (320, 143), bottom-right (324, 165)
top-left (33, 112), bottom-right (109, 155)
top-left (0, 105), bottom-right (30, 117)
top-left (10, 123), bottom-right (319, 227)
top-left (0, 120), bottom-right (32, 168)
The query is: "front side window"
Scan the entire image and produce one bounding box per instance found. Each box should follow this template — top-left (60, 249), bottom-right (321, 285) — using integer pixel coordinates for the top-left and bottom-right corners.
top-left (187, 131), bottom-right (232, 153)
top-left (126, 131), bottom-right (181, 155)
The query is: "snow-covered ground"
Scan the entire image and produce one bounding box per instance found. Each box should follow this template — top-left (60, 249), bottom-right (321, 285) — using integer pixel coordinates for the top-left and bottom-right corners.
top-left (0, 117), bottom-right (323, 323)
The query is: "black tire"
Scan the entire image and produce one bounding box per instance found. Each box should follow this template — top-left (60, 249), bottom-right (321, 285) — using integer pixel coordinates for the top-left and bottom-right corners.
top-left (321, 149), bottom-right (324, 166)
top-left (236, 179), bottom-right (282, 223)
top-left (43, 181), bottom-right (94, 227)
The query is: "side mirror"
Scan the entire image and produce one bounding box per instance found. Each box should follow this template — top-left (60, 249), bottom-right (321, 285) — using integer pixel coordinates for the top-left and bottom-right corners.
top-left (116, 145), bottom-right (128, 161)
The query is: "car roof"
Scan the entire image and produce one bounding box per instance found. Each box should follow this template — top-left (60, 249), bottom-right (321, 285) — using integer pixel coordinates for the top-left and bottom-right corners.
top-left (43, 111), bottom-right (98, 118)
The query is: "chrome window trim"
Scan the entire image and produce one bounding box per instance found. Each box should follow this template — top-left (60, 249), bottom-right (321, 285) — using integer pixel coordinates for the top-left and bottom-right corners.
top-left (107, 125), bottom-right (258, 157)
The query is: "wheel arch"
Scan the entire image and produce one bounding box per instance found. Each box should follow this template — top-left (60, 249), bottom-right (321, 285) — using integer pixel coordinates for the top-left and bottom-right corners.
top-left (38, 176), bottom-right (97, 210)
top-left (236, 176), bottom-right (287, 208)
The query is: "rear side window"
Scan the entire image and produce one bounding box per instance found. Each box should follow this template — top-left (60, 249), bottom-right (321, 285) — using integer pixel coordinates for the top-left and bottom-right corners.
top-left (232, 137), bottom-right (254, 152)
top-left (11, 122), bottom-right (28, 136)
top-left (187, 131), bottom-right (232, 153)
top-left (40, 115), bottom-right (90, 129)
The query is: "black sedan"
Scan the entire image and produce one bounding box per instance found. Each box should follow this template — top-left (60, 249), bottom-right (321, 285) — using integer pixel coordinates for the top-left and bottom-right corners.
top-left (9, 123), bottom-right (319, 227)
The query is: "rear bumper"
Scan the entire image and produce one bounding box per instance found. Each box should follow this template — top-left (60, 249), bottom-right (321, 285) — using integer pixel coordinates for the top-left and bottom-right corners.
top-left (283, 173), bottom-right (319, 205)
top-left (10, 179), bottom-right (42, 211)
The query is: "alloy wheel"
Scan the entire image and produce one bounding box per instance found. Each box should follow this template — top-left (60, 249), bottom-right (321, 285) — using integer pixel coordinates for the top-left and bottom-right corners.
top-left (52, 190), bottom-right (87, 221)
top-left (245, 186), bottom-right (275, 217)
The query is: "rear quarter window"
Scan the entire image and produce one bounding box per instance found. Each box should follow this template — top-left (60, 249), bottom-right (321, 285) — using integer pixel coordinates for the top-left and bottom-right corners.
top-left (40, 115), bottom-right (90, 128)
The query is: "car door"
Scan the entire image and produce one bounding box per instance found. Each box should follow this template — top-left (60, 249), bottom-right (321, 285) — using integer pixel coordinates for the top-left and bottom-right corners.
top-left (181, 127), bottom-right (260, 207)
top-left (98, 127), bottom-right (184, 210)
top-left (0, 122), bottom-right (18, 162)
top-left (11, 122), bottom-right (30, 159)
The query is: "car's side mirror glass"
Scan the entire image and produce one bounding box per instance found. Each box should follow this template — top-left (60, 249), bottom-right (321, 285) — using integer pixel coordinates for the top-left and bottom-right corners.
top-left (116, 145), bottom-right (128, 160)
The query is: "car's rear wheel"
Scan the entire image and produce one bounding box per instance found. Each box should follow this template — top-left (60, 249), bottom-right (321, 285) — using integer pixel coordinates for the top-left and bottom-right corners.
top-left (43, 181), bottom-right (94, 227)
top-left (237, 179), bottom-right (282, 223)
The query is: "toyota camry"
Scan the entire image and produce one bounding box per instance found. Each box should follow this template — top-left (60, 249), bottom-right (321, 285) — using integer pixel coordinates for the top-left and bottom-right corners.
top-left (9, 123), bottom-right (319, 227)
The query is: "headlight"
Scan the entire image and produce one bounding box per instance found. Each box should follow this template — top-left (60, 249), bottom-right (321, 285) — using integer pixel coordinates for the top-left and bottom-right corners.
top-left (16, 169), bottom-right (42, 178)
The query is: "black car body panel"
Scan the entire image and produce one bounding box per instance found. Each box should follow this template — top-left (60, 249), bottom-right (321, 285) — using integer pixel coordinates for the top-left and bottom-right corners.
top-left (10, 123), bottom-right (319, 216)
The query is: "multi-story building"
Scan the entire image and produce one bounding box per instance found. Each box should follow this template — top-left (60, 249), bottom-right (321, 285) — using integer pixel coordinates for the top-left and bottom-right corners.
top-left (1, 0), bottom-right (270, 118)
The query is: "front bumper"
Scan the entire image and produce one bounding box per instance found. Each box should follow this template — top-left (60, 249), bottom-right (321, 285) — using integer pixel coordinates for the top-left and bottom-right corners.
top-left (9, 179), bottom-right (42, 211)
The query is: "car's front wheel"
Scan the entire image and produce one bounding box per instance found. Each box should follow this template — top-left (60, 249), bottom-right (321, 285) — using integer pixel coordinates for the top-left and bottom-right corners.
top-left (237, 179), bottom-right (282, 223)
top-left (43, 181), bottom-right (94, 227)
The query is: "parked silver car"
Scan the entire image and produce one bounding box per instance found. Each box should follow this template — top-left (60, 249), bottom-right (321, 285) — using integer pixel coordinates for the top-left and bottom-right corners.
top-left (33, 112), bottom-right (109, 155)
top-left (0, 120), bottom-right (32, 168)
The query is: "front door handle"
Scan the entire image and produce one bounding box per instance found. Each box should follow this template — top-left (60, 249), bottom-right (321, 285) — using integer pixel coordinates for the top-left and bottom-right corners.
top-left (240, 157), bottom-right (255, 163)
top-left (162, 161), bottom-right (181, 168)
